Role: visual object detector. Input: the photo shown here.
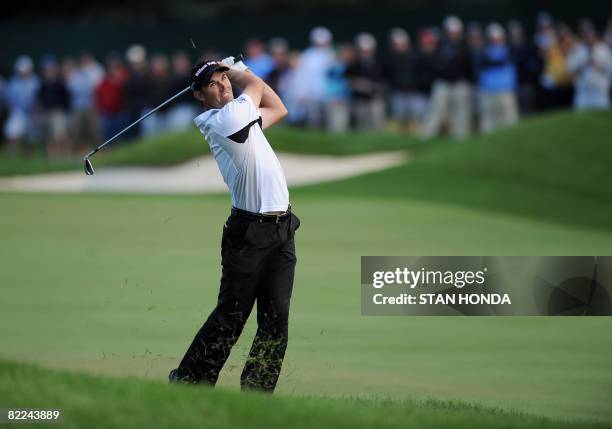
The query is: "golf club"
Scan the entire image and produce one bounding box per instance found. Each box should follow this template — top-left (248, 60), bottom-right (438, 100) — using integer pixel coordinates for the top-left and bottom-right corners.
top-left (83, 85), bottom-right (191, 175)
top-left (84, 54), bottom-right (244, 176)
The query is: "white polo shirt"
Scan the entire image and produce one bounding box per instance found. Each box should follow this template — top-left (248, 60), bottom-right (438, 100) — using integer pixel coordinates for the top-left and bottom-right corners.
top-left (193, 94), bottom-right (289, 213)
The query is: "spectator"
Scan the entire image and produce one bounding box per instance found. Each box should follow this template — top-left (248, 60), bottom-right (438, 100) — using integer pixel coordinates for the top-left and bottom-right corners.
top-left (325, 43), bottom-right (354, 132)
top-left (467, 22), bottom-right (485, 52)
top-left (534, 12), bottom-right (555, 52)
top-left (384, 28), bottom-right (423, 131)
top-left (537, 18), bottom-right (574, 109)
top-left (244, 38), bottom-right (275, 80)
top-left (123, 44), bottom-right (150, 139)
top-left (142, 53), bottom-right (172, 136)
top-left (508, 20), bottom-right (540, 113)
top-left (65, 52), bottom-right (103, 154)
top-left (604, 15), bottom-right (612, 102)
top-left (267, 38), bottom-right (307, 126)
top-left (345, 32), bottom-right (386, 131)
top-left (605, 16), bottom-right (612, 47)
top-left (266, 37), bottom-right (291, 93)
top-left (3, 56), bottom-right (39, 156)
top-left (422, 15), bottom-right (474, 139)
top-left (413, 28), bottom-right (439, 127)
top-left (277, 50), bottom-right (303, 125)
top-left (37, 55), bottom-right (71, 158)
top-left (557, 23), bottom-right (578, 105)
top-left (167, 51), bottom-right (197, 132)
top-left (566, 23), bottom-right (612, 109)
top-left (467, 22), bottom-right (485, 130)
top-left (293, 26), bottom-right (336, 127)
top-left (95, 54), bottom-right (129, 141)
top-left (476, 23), bottom-right (518, 133)
top-left (0, 73), bottom-right (6, 143)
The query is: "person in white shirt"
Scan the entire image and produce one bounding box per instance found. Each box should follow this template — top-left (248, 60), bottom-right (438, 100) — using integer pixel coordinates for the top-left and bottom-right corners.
top-left (292, 26), bottom-right (336, 127)
top-left (170, 57), bottom-right (300, 393)
top-left (566, 24), bottom-right (612, 110)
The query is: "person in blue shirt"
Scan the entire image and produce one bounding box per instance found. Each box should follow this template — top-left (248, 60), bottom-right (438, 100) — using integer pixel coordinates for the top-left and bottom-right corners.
top-left (325, 43), bottom-right (353, 132)
top-left (475, 23), bottom-right (519, 133)
top-left (37, 55), bottom-right (71, 158)
top-left (244, 38), bottom-right (275, 81)
top-left (4, 56), bottom-right (39, 156)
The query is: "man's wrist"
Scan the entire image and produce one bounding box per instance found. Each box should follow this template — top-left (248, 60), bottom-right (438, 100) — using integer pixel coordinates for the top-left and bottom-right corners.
top-left (232, 61), bottom-right (249, 72)
top-left (225, 68), bottom-right (243, 79)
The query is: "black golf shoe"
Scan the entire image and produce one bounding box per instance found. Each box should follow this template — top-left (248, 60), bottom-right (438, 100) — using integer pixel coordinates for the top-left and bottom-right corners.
top-left (168, 368), bottom-right (198, 385)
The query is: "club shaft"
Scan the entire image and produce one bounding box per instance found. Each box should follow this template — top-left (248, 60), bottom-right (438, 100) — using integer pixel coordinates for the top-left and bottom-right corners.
top-left (85, 86), bottom-right (191, 159)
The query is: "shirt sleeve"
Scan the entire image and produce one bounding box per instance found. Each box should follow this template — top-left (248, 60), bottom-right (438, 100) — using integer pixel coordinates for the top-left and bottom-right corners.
top-left (211, 93), bottom-right (260, 138)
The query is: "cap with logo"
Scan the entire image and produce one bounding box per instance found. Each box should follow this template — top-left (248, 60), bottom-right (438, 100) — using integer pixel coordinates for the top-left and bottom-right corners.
top-left (190, 60), bottom-right (229, 91)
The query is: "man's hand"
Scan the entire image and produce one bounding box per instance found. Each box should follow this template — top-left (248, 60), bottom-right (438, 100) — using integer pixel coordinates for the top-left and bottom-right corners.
top-left (222, 55), bottom-right (250, 72)
top-left (220, 56), bottom-right (236, 68)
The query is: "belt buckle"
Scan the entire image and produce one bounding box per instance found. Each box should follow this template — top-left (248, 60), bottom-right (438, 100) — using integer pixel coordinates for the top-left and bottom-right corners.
top-left (275, 214), bottom-right (281, 224)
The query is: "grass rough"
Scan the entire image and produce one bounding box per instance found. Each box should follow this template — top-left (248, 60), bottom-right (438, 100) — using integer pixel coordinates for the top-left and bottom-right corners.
top-left (1, 358), bottom-right (608, 429)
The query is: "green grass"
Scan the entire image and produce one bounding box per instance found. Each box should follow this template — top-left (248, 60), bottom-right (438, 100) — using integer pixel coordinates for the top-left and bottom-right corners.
top-left (2, 110), bottom-right (611, 233)
top-left (0, 156), bottom-right (79, 177)
top-left (97, 126), bottom-right (429, 167)
top-left (298, 110), bottom-right (612, 231)
top-left (0, 126), bottom-right (427, 175)
top-left (1, 193), bottom-right (611, 426)
top-left (1, 110), bottom-right (612, 427)
top-left (1, 358), bottom-right (607, 429)
top-left (2, 110), bottom-right (608, 177)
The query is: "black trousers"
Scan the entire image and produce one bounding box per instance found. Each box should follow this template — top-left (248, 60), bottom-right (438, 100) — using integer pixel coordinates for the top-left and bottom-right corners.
top-left (177, 210), bottom-right (300, 392)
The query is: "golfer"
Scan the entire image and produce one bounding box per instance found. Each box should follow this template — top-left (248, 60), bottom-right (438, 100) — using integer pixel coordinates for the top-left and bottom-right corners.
top-left (169, 57), bottom-right (300, 393)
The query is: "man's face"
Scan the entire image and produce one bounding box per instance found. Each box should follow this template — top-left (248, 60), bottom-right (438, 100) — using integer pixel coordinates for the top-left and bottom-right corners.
top-left (196, 71), bottom-right (234, 109)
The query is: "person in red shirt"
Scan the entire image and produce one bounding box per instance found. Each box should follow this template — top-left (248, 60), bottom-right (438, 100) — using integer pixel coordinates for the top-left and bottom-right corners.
top-left (95, 55), bottom-right (130, 141)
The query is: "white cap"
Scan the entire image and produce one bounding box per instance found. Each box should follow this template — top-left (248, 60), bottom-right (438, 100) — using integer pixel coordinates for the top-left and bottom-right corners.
top-left (444, 15), bottom-right (463, 33)
top-left (487, 22), bottom-right (506, 40)
top-left (355, 32), bottom-right (377, 51)
top-left (15, 55), bottom-right (33, 74)
top-left (310, 26), bottom-right (332, 46)
top-left (126, 44), bottom-right (147, 64)
top-left (389, 28), bottom-right (409, 45)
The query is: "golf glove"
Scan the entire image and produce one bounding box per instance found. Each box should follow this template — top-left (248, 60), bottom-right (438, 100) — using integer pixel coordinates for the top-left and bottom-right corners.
top-left (221, 56), bottom-right (249, 72)
top-left (220, 56), bottom-right (235, 67)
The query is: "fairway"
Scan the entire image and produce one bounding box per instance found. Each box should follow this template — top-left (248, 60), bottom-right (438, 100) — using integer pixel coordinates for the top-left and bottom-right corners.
top-left (2, 111), bottom-right (612, 427)
top-left (1, 192), bottom-right (611, 425)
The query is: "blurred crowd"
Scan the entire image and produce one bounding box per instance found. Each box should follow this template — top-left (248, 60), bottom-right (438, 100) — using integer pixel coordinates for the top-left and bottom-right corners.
top-left (0, 47), bottom-right (197, 158)
top-left (1, 12), bottom-right (612, 158)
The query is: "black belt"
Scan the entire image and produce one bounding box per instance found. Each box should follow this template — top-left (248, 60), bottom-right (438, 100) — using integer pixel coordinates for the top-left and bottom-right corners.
top-left (231, 205), bottom-right (291, 223)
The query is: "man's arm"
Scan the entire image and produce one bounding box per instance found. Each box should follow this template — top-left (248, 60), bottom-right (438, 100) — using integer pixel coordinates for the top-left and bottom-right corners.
top-left (241, 68), bottom-right (288, 129)
top-left (258, 80), bottom-right (289, 130)
top-left (225, 68), bottom-right (265, 107)
top-left (224, 57), bottom-right (288, 130)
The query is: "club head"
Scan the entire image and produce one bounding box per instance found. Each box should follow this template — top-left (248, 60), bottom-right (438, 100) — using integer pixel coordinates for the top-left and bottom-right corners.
top-left (84, 158), bottom-right (95, 176)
